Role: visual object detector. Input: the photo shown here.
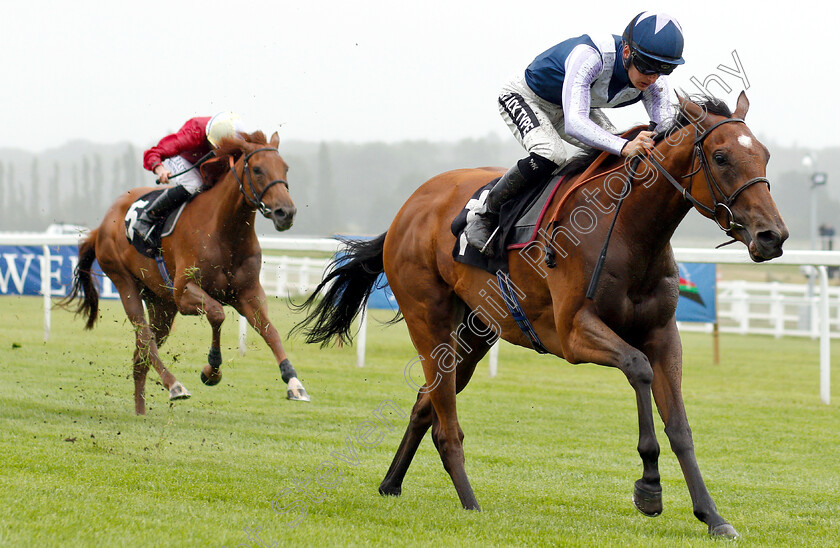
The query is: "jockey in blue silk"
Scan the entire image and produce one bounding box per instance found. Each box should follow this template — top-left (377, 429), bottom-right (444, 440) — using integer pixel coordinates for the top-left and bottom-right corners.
top-left (465, 11), bottom-right (686, 254)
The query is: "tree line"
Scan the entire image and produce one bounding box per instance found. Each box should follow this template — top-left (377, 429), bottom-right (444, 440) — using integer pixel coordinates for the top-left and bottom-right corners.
top-left (0, 136), bottom-right (837, 246)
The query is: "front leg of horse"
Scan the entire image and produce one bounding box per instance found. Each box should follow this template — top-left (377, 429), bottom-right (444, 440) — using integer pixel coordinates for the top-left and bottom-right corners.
top-left (644, 323), bottom-right (739, 538)
top-left (236, 292), bottom-right (310, 402)
top-left (566, 308), bottom-right (662, 517)
top-left (200, 321), bottom-right (224, 386)
top-left (170, 280), bottom-right (230, 398)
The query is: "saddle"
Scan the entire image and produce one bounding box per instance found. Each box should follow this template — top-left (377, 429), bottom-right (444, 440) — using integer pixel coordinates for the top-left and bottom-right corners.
top-left (451, 126), bottom-right (648, 275)
top-left (124, 190), bottom-right (190, 259)
top-left (451, 174), bottom-right (566, 275)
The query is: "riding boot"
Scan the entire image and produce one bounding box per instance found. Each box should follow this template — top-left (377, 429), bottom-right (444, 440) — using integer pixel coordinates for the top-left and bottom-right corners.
top-left (134, 185), bottom-right (193, 243)
top-left (464, 164), bottom-right (530, 254)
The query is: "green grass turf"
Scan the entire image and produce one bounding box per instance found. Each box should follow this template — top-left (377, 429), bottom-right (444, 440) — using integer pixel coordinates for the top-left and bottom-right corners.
top-left (0, 295), bottom-right (838, 547)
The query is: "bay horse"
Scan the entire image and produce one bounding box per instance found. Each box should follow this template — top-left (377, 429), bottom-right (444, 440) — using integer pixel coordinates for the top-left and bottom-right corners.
top-left (294, 92), bottom-right (787, 538)
top-left (60, 131), bottom-right (309, 415)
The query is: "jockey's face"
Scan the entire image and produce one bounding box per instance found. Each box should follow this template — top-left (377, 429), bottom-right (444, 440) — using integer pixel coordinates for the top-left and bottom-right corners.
top-left (622, 45), bottom-right (661, 90)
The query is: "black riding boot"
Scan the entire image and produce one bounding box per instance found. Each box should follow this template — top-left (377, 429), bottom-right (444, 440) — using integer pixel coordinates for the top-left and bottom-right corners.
top-left (464, 165), bottom-right (528, 253)
top-left (465, 153), bottom-right (557, 255)
top-left (134, 185), bottom-right (192, 243)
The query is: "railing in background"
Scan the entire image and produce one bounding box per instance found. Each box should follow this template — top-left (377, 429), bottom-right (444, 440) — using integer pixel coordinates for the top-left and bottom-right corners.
top-left (1, 233), bottom-right (837, 404)
top-left (680, 279), bottom-right (840, 339)
top-left (673, 248), bottom-right (838, 405)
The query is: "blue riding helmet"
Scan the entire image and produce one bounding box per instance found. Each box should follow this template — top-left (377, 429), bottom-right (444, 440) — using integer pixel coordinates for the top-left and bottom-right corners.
top-left (623, 12), bottom-right (685, 74)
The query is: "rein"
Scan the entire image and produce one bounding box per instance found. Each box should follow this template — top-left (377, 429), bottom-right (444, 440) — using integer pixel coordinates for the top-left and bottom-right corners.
top-left (162, 150), bottom-right (217, 182)
top-left (228, 147), bottom-right (289, 216)
top-left (585, 124), bottom-right (655, 299)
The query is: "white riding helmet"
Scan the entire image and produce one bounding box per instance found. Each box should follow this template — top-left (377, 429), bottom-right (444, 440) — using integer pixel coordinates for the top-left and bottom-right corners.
top-left (206, 112), bottom-right (246, 147)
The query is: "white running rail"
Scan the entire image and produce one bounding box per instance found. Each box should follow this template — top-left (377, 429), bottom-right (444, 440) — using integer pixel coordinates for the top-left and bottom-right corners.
top-left (0, 233), bottom-right (836, 404)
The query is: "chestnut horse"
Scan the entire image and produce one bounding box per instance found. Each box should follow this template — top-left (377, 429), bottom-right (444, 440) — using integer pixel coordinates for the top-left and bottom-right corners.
top-left (60, 131), bottom-right (309, 414)
top-left (295, 93), bottom-right (788, 538)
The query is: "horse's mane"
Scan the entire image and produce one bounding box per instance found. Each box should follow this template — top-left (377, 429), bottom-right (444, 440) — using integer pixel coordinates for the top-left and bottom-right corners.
top-left (558, 93), bottom-right (732, 178)
top-left (215, 130), bottom-right (269, 156)
top-left (665, 93), bottom-right (733, 133)
top-left (200, 131), bottom-right (270, 185)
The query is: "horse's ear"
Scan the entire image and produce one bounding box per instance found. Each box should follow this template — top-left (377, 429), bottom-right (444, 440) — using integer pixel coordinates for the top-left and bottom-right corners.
top-left (676, 92), bottom-right (710, 128)
top-left (270, 131), bottom-right (280, 148)
top-left (733, 91), bottom-right (750, 119)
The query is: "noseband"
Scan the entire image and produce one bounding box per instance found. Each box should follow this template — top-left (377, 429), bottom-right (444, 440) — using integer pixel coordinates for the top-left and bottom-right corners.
top-left (649, 118), bottom-right (770, 236)
top-left (228, 147), bottom-right (289, 216)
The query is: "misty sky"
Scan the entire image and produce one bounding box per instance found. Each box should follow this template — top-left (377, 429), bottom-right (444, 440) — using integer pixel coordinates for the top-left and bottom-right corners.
top-left (2, 0), bottom-right (837, 154)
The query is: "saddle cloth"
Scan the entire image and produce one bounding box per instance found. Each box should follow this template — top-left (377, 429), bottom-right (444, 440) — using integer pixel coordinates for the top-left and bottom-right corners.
top-left (451, 174), bottom-right (565, 274)
top-left (124, 189), bottom-right (190, 259)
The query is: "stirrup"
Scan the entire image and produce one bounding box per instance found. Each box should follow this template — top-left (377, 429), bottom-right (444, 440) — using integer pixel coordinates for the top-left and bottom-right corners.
top-left (479, 226), bottom-right (501, 255)
top-left (139, 221), bottom-right (158, 243)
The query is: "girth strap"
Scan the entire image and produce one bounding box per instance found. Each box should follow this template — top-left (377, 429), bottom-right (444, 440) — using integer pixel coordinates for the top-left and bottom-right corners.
top-left (496, 272), bottom-right (549, 354)
top-left (155, 255), bottom-right (175, 294)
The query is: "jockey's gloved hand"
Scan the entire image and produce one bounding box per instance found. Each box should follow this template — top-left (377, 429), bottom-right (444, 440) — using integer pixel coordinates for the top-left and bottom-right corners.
top-left (154, 165), bottom-right (173, 184)
top-left (620, 131), bottom-right (656, 157)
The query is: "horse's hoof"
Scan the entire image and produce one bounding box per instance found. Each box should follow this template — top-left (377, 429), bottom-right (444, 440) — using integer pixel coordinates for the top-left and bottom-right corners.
top-left (200, 365), bottom-right (222, 386)
top-left (169, 381), bottom-right (191, 400)
top-left (632, 482), bottom-right (662, 517)
top-left (286, 377), bottom-right (310, 402)
top-left (378, 483), bottom-right (401, 497)
top-left (709, 522), bottom-right (739, 539)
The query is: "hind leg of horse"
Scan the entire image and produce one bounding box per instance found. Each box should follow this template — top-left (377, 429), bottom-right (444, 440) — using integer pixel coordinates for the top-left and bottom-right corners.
top-left (111, 276), bottom-right (178, 414)
top-left (379, 390), bottom-right (434, 497)
top-left (380, 303), bottom-right (492, 497)
top-left (399, 295), bottom-right (492, 509)
top-left (142, 291), bottom-right (191, 401)
top-left (644, 322), bottom-right (738, 538)
top-left (144, 291), bottom-right (177, 348)
top-left (565, 307), bottom-right (661, 514)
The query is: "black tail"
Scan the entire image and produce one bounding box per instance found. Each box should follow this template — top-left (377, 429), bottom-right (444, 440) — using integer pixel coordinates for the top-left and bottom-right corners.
top-left (55, 229), bottom-right (100, 329)
top-left (291, 232), bottom-right (390, 347)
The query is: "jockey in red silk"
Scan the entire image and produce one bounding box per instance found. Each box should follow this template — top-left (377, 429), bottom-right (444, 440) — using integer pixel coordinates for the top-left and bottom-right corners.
top-left (465, 11), bottom-right (685, 254)
top-left (134, 112), bottom-right (246, 243)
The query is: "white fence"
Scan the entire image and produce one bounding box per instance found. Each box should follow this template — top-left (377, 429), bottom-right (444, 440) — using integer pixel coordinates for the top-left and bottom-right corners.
top-left (0, 233), bottom-right (836, 404)
top-left (261, 256), bottom-right (331, 297)
top-left (679, 279), bottom-right (840, 339)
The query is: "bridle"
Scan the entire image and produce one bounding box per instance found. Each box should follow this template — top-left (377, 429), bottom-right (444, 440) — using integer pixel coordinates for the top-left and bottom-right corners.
top-left (585, 117), bottom-right (770, 299)
top-left (228, 147), bottom-right (289, 216)
top-left (648, 117), bottom-right (770, 237)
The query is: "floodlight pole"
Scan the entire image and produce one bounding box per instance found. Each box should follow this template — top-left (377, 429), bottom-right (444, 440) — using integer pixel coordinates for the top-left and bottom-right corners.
top-left (806, 168), bottom-right (828, 334)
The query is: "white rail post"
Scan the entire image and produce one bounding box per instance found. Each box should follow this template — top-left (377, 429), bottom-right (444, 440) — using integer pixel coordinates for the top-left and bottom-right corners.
top-left (818, 266), bottom-right (830, 404)
top-left (734, 281), bottom-right (749, 335)
top-left (356, 303), bottom-right (368, 367)
top-left (41, 245), bottom-right (51, 342)
top-left (488, 340), bottom-right (499, 377)
top-left (277, 256), bottom-right (289, 296)
top-left (771, 282), bottom-right (784, 338)
top-left (239, 314), bottom-right (248, 356)
top-left (299, 258), bottom-right (310, 295)
top-left (811, 271), bottom-right (820, 340)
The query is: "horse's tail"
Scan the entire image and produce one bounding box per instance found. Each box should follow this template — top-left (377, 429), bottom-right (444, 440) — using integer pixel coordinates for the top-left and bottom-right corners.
top-left (56, 229), bottom-right (100, 330)
top-left (291, 232), bottom-right (391, 347)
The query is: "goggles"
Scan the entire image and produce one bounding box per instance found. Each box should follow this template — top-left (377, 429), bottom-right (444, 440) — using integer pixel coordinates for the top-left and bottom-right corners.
top-left (631, 51), bottom-right (677, 76)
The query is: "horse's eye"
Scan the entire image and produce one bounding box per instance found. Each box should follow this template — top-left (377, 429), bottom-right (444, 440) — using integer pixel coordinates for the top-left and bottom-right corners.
top-left (713, 153), bottom-right (727, 166)
top-left (252, 166), bottom-right (263, 176)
